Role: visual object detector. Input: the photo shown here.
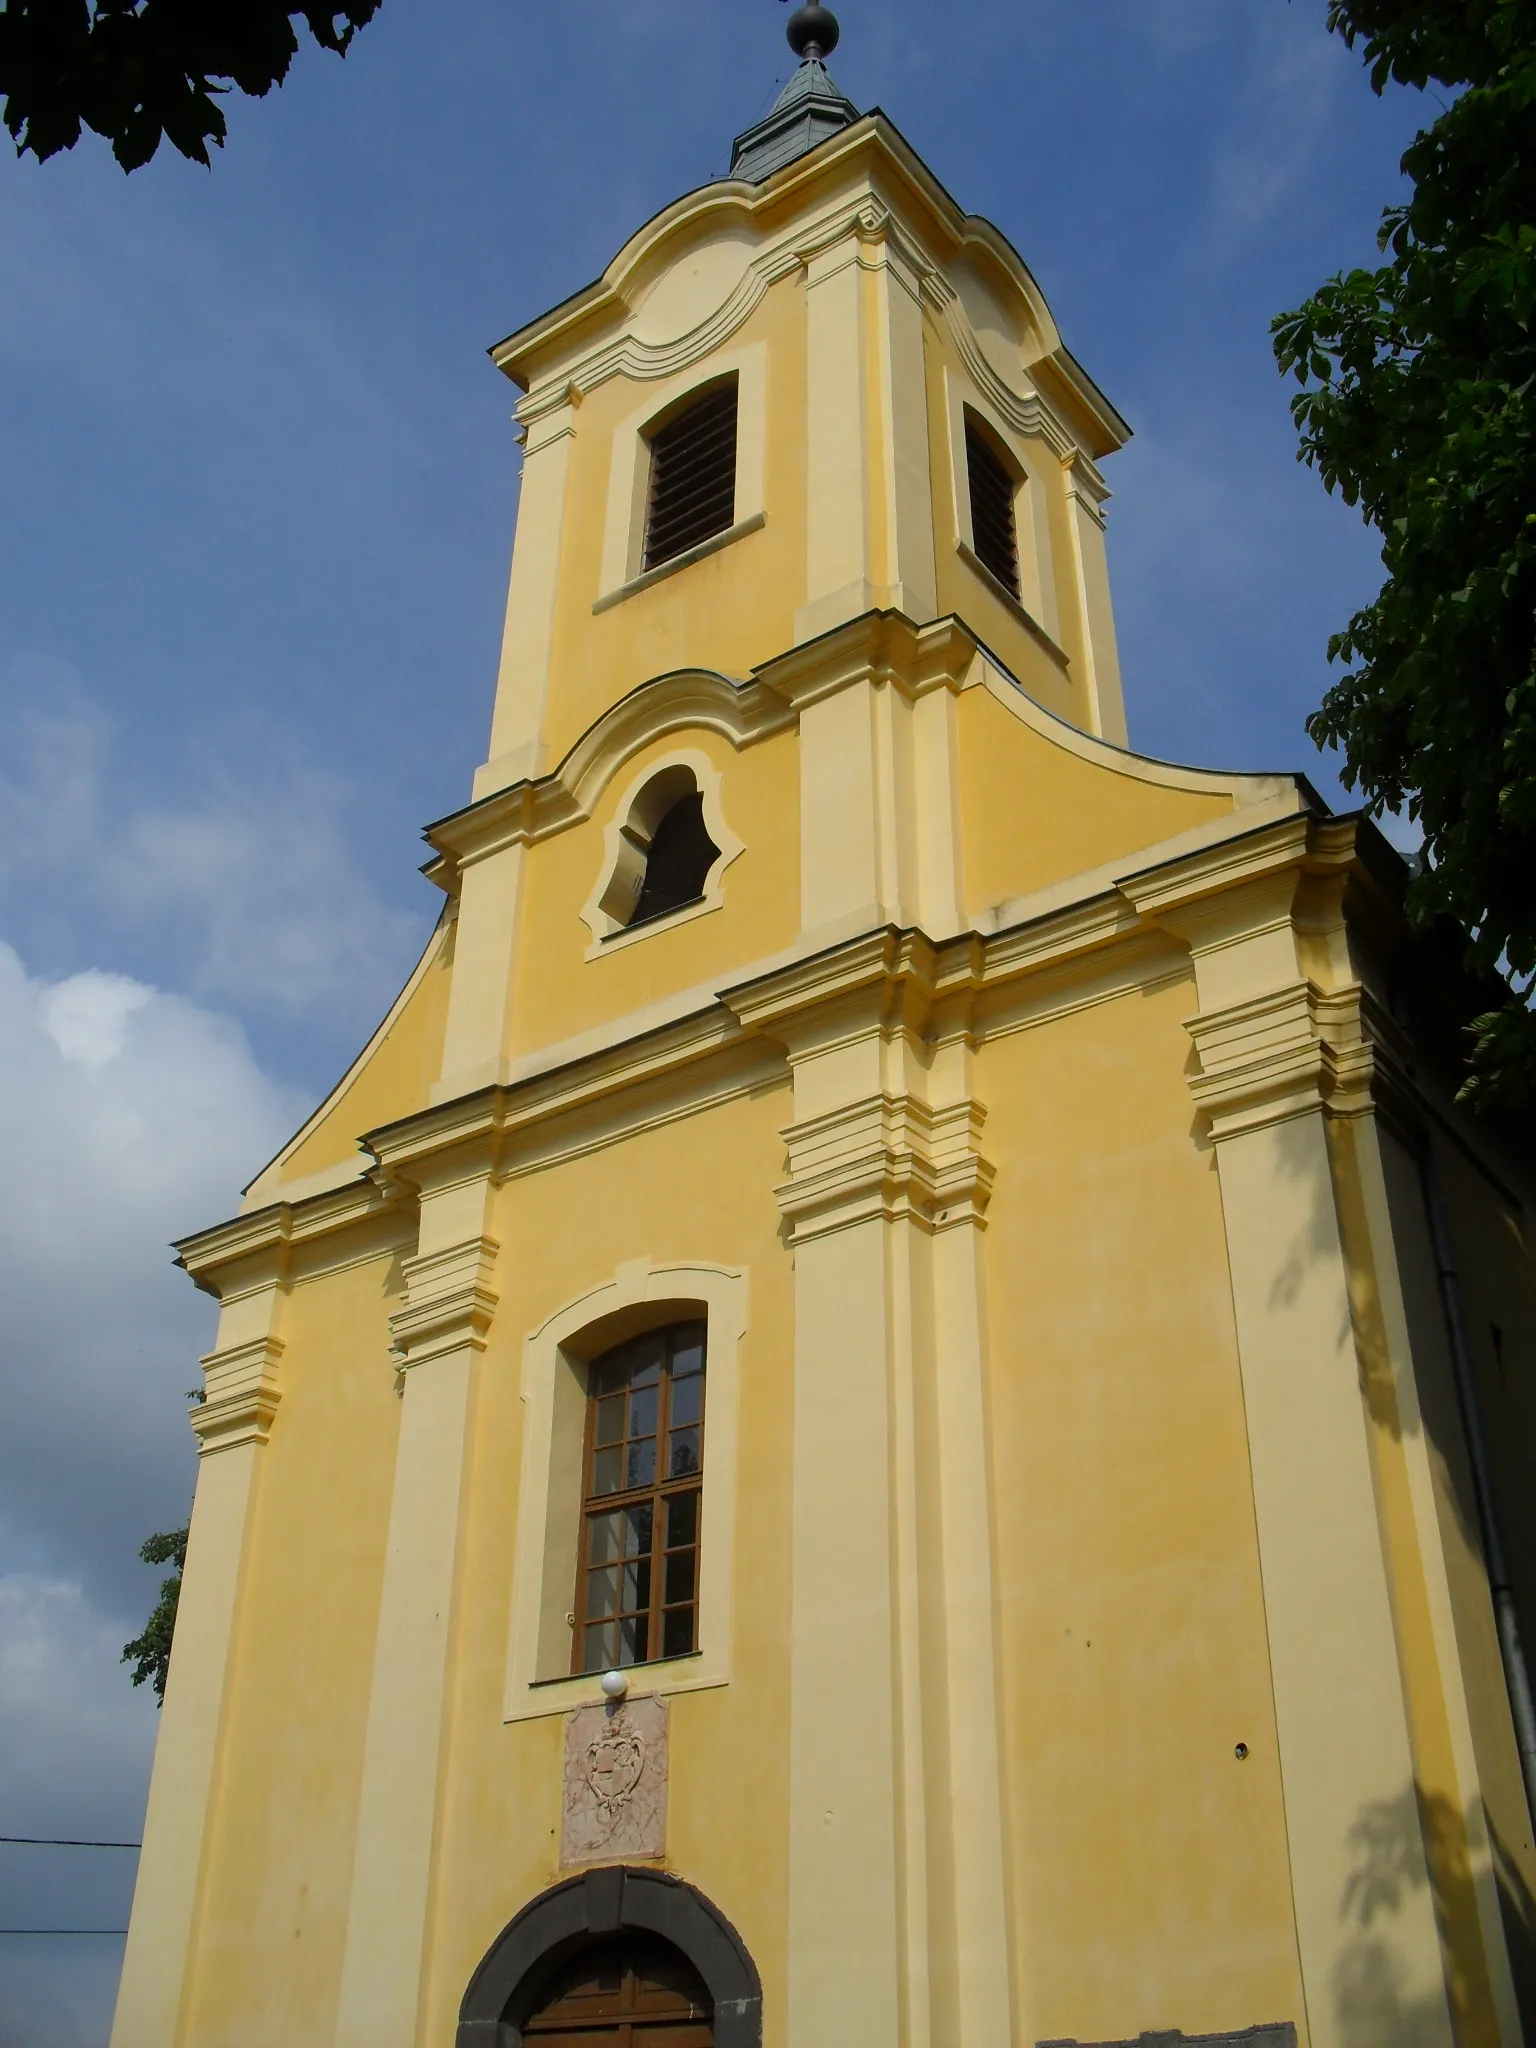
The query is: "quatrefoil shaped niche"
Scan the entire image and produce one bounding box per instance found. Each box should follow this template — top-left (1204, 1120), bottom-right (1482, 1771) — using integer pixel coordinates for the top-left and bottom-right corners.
top-left (580, 750), bottom-right (743, 953)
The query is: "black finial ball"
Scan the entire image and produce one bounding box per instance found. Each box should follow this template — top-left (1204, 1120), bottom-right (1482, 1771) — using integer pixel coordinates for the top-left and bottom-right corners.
top-left (786, 2), bottom-right (840, 59)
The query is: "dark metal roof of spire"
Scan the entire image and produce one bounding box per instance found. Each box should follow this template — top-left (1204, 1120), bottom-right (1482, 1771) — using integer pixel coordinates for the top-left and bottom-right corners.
top-left (730, 4), bottom-right (860, 184)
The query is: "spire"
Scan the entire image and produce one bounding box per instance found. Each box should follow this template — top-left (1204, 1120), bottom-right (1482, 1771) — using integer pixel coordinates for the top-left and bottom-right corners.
top-left (729, 4), bottom-right (860, 184)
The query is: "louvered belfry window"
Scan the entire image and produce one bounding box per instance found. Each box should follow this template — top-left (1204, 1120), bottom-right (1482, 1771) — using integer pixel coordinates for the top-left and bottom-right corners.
top-left (965, 414), bottom-right (1022, 601)
top-left (643, 380), bottom-right (739, 572)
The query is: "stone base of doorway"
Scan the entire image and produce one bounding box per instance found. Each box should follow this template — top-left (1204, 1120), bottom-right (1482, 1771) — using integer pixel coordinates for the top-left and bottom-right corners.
top-left (1039, 2028), bottom-right (1297, 2048)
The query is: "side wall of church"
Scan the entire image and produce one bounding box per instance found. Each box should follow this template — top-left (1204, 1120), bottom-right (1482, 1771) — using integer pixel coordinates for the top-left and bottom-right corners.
top-left (980, 972), bottom-right (1305, 2039)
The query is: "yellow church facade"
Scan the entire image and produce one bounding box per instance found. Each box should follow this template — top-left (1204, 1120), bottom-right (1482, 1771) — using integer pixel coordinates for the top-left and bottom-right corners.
top-left (112, 14), bottom-right (1536, 2048)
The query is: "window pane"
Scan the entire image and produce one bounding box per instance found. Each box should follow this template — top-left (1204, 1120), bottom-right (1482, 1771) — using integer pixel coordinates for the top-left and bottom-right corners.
top-left (592, 1444), bottom-right (623, 1495)
top-left (662, 1607), bottom-right (695, 1659)
top-left (669, 1374), bottom-right (702, 1427)
top-left (586, 1565), bottom-right (620, 1619)
top-left (668, 1427), bottom-right (701, 1479)
top-left (621, 1558), bottom-right (651, 1614)
top-left (628, 1385), bottom-right (658, 1438)
top-left (664, 1549), bottom-right (695, 1606)
top-left (630, 1340), bottom-right (663, 1389)
top-left (593, 1355), bottom-right (631, 1398)
top-left (594, 1395), bottom-right (626, 1447)
top-left (584, 1621), bottom-right (614, 1672)
top-left (588, 1512), bottom-right (622, 1566)
top-left (666, 1491), bottom-right (698, 1549)
top-left (671, 1333), bottom-right (704, 1378)
top-left (627, 1438), bottom-right (657, 1489)
top-left (622, 1504), bottom-right (653, 1557)
top-left (619, 1615), bottom-right (649, 1666)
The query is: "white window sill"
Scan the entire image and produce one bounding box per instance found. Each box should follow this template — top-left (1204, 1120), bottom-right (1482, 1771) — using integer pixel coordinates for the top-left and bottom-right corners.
top-left (585, 890), bottom-right (722, 961)
top-left (593, 510), bottom-right (766, 615)
top-left (507, 1652), bottom-right (727, 1725)
top-left (955, 537), bottom-right (1070, 673)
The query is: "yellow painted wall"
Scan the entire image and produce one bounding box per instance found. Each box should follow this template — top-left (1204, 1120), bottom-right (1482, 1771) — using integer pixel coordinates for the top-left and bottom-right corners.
top-left (539, 285), bottom-right (807, 767)
top-left (262, 918), bottom-right (456, 1191)
top-left (419, 1083), bottom-right (796, 2042)
top-left (181, 1237), bottom-right (409, 2046)
top-left (979, 975), bottom-right (1304, 2041)
top-left (512, 725), bottom-right (799, 1058)
top-left (958, 684), bottom-right (1234, 916)
top-left (183, 979), bottom-right (1326, 2046)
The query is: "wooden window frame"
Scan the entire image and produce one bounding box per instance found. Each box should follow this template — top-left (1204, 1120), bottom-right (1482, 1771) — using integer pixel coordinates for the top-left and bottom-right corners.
top-left (572, 1321), bottom-right (707, 1675)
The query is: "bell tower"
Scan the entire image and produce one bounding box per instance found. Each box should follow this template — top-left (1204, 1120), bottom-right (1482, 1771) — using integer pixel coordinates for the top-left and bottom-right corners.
top-left (474, 0), bottom-right (1129, 810)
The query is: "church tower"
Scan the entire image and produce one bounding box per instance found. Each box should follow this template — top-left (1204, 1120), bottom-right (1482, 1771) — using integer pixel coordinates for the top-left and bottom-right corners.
top-left (113, 12), bottom-right (1536, 2048)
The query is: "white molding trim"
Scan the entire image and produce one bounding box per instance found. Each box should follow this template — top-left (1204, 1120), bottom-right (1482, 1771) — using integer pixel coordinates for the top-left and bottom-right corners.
top-left (502, 1259), bottom-right (748, 1723)
top-left (577, 746), bottom-right (745, 954)
top-left (504, 167), bottom-right (1100, 484)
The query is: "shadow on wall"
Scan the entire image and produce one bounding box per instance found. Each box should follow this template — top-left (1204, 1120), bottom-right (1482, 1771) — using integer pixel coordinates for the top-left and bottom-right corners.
top-left (1334, 1783), bottom-right (1536, 2046)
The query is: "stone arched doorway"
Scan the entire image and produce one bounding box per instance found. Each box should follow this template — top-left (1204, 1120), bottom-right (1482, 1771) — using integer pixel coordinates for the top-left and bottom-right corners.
top-left (457, 1866), bottom-right (762, 2048)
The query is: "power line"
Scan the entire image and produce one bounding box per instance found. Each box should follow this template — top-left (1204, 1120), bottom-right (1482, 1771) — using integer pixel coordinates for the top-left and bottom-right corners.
top-left (0, 1928), bottom-right (129, 1936)
top-left (0, 1835), bottom-right (141, 1849)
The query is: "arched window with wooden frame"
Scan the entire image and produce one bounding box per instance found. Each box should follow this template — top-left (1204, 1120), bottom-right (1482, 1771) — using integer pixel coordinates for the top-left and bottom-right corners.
top-left (574, 1321), bottom-right (706, 1674)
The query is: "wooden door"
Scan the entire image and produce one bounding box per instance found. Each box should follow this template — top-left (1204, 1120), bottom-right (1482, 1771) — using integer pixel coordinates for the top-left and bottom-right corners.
top-left (522, 1934), bottom-right (713, 2048)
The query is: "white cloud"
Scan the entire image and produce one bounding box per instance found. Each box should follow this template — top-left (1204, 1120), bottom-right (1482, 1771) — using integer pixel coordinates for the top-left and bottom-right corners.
top-left (40, 973), bottom-right (155, 1069)
top-left (0, 672), bottom-right (419, 1026)
top-left (0, 944), bottom-right (306, 1595)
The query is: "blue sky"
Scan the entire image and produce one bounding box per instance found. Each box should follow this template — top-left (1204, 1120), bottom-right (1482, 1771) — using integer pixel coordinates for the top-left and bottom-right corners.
top-left (0, 3), bottom-right (1427, 2038)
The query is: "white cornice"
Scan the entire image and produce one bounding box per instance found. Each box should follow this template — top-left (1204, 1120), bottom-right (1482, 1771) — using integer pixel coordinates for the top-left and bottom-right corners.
top-left (421, 612), bottom-right (973, 887)
top-left (190, 1334), bottom-right (284, 1454)
top-left (492, 120), bottom-right (1125, 469)
top-left (188, 815), bottom-right (1408, 1293)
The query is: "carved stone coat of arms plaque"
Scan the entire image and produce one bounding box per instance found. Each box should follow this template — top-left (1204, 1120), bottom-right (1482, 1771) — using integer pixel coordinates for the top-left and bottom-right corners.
top-left (560, 1694), bottom-right (668, 1867)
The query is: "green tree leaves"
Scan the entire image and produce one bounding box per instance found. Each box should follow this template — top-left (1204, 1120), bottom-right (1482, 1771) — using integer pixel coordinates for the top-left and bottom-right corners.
top-left (1273, 0), bottom-right (1536, 1106)
top-left (121, 1524), bottom-right (187, 1702)
top-left (0, 0), bottom-right (380, 171)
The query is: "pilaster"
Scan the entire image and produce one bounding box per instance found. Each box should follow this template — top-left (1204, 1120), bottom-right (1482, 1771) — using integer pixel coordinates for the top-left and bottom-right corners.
top-left (333, 1148), bottom-right (500, 2048)
top-left (479, 387), bottom-right (578, 797)
top-left (796, 203), bottom-right (938, 645)
top-left (864, 209), bottom-right (938, 628)
top-left (784, 611), bottom-right (970, 946)
top-left (433, 841), bottom-right (529, 1105)
top-left (1128, 832), bottom-right (1459, 2048)
top-left (111, 1229), bottom-right (291, 2048)
top-left (728, 931), bottom-right (1011, 2048)
top-left (1062, 454), bottom-right (1127, 746)
top-left (798, 217), bottom-right (873, 643)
